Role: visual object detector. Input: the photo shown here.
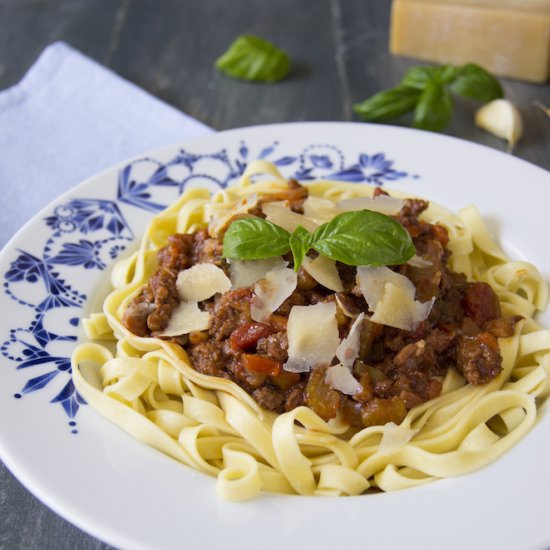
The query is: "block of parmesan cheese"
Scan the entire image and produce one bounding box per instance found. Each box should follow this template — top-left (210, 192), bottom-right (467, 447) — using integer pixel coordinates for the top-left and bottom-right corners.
top-left (390, 0), bottom-right (550, 83)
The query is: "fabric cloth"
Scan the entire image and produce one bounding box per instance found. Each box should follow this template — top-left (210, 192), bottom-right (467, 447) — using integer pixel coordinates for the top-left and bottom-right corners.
top-left (0, 41), bottom-right (214, 249)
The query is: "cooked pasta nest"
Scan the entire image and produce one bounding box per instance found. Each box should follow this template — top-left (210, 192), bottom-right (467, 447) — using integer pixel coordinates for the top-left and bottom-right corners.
top-left (72, 161), bottom-right (550, 501)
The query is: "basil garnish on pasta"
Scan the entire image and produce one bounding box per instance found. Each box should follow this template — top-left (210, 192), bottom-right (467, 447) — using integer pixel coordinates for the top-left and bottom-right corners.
top-left (222, 217), bottom-right (291, 259)
top-left (309, 210), bottom-right (415, 267)
top-left (222, 210), bottom-right (415, 270)
top-left (215, 35), bottom-right (290, 82)
top-left (289, 225), bottom-right (313, 270)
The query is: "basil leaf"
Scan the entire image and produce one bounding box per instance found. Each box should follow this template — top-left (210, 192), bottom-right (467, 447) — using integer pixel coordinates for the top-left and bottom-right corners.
top-left (413, 81), bottom-right (453, 132)
top-left (222, 218), bottom-right (291, 259)
top-left (353, 86), bottom-right (421, 122)
top-left (289, 225), bottom-right (313, 271)
top-left (310, 210), bottom-right (415, 266)
top-left (401, 65), bottom-right (458, 89)
top-left (449, 63), bottom-right (503, 103)
top-left (215, 35), bottom-right (290, 82)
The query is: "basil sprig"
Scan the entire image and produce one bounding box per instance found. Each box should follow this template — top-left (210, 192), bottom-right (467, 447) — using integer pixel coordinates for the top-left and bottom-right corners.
top-left (215, 35), bottom-right (290, 82)
top-left (354, 63), bottom-right (503, 132)
top-left (413, 81), bottom-right (454, 132)
top-left (307, 210), bottom-right (414, 267)
top-left (222, 210), bottom-right (415, 270)
top-left (449, 63), bottom-right (504, 103)
top-left (288, 225), bottom-right (312, 269)
top-left (222, 217), bottom-right (291, 259)
top-left (353, 86), bottom-right (421, 122)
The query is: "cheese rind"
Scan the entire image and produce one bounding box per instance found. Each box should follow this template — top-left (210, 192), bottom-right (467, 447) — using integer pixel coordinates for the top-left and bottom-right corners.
top-left (390, 0), bottom-right (550, 83)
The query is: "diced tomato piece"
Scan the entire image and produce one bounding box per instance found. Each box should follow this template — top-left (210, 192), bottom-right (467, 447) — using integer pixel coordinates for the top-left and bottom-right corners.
top-left (230, 322), bottom-right (274, 351)
top-left (242, 354), bottom-right (283, 377)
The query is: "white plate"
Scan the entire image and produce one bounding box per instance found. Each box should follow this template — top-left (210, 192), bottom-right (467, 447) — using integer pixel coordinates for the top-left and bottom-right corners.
top-left (1, 122), bottom-right (549, 550)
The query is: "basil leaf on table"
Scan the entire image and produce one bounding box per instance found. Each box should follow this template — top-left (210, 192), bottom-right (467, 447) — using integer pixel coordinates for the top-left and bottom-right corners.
top-left (354, 86), bottom-right (421, 122)
top-left (401, 65), bottom-right (458, 89)
top-left (222, 218), bottom-right (291, 259)
top-left (449, 63), bottom-right (504, 103)
top-left (354, 62), bottom-right (503, 132)
top-left (413, 81), bottom-right (453, 132)
top-left (215, 35), bottom-right (290, 82)
top-left (310, 210), bottom-right (415, 267)
top-left (289, 225), bottom-right (313, 271)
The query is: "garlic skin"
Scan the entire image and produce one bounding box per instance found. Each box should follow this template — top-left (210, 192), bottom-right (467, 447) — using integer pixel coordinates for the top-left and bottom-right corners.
top-left (475, 99), bottom-right (523, 153)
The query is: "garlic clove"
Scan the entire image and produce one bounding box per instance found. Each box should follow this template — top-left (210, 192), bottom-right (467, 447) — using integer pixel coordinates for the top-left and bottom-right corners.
top-left (475, 99), bottom-right (523, 153)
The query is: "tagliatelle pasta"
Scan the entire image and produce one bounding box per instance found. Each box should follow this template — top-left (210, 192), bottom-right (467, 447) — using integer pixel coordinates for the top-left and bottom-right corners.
top-left (72, 161), bottom-right (550, 500)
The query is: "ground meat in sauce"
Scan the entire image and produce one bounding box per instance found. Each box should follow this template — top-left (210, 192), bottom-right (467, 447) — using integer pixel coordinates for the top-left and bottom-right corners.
top-left (189, 341), bottom-right (228, 377)
top-left (124, 229), bottom-right (224, 339)
top-left (122, 182), bottom-right (520, 428)
top-left (256, 332), bottom-right (288, 362)
top-left (207, 287), bottom-right (253, 340)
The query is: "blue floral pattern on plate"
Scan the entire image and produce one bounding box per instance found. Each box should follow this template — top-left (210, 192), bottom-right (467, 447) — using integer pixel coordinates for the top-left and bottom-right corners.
top-left (0, 141), bottom-right (414, 431)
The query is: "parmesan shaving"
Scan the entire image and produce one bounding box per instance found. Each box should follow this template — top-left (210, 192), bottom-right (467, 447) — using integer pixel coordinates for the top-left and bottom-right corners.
top-left (337, 195), bottom-right (404, 216)
top-left (229, 257), bottom-right (287, 289)
top-left (357, 266), bottom-right (434, 331)
top-left (325, 364), bottom-right (363, 395)
top-left (302, 196), bottom-right (339, 222)
top-left (378, 422), bottom-right (418, 456)
top-left (302, 255), bottom-right (344, 292)
top-left (284, 302), bottom-right (340, 373)
top-left (262, 201), bottom-right (319, 233)
top-left (176, 263), bottom-right (231, 302)
top-left (157, 301), bottom-right (210, 337)
top-left (370, 283), bottom-right (435, 331)
top-left (356, 266), bottom-right (415, 311)
top-left (250, 266), bottom-right (297, 322)
top-left (335, 313), bottom-right (365, 368)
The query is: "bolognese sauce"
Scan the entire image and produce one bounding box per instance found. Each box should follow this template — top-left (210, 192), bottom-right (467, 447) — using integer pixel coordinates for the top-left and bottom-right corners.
top-left (122, 180), bottom-right (520, 428)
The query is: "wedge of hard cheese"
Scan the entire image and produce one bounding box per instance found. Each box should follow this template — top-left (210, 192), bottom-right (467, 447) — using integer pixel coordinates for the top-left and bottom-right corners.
top-left (390, 0), bottom-right (550, 83)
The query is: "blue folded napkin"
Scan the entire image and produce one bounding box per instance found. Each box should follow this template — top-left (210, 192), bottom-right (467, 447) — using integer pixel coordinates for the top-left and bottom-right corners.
top-left (0, 42), bottom-right (214, 249)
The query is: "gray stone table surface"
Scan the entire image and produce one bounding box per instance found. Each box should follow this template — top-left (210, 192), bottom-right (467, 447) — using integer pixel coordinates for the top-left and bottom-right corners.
top-left (0, 1), bottom-right (549, 549)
